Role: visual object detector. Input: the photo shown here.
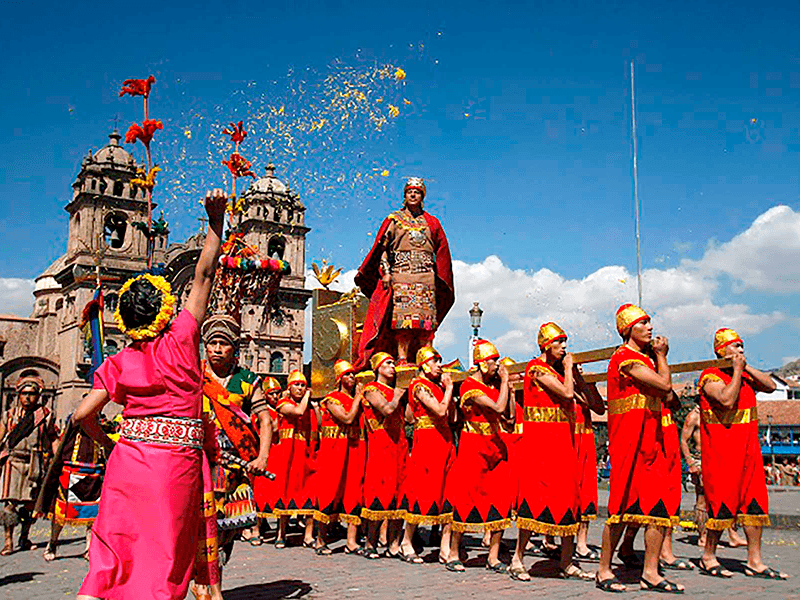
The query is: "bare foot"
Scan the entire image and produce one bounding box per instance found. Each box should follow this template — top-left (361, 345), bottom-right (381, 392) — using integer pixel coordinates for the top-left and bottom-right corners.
top-left (43, 545), bottom-right (57, 562)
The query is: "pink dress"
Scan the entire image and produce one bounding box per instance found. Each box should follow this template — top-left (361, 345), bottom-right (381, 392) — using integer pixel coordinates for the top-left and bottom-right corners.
top-left (79, 310), bottom-right (210, 600)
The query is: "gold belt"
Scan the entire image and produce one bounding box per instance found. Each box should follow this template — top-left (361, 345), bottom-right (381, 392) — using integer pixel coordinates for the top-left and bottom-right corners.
top-left (502, 423), bottom-right (523, 435)
top-left (415, 415), bottom-right (448, 430)
top-left (278, 428), bottom-right (311, 441)
top-left (609, 393), bottom-right (661, 416)
top-left (662, 413), bottom-right (674, 428)
top-left (462, 420), bottom-right (501, 436)
top-left (574, 422), bottom-right (593, 435)
top-left (366, 418), bottom-right (384, 432)
top-left (702, 406), bottom-right (758, 426)
top-left (522, 406), bottom-right (572, 423)
top-left (319, 425), bottom-right (347, 439)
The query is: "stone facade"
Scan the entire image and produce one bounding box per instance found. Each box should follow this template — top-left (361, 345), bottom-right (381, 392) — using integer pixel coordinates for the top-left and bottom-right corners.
top-left (0, 132), bottom-right (310, 423)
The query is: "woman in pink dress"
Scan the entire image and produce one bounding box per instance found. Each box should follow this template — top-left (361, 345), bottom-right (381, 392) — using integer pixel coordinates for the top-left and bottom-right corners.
top-left (74, 190), bottom-right (227, 600)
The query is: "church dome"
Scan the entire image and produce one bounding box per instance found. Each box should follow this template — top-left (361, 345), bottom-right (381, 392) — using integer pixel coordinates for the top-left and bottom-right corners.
top-left (84, 130), bottom-right (137, 172)
top-left (248, 164), bottom-right (288, 195)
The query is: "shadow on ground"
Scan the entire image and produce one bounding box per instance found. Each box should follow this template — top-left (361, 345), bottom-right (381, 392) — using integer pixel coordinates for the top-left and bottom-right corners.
top-left (225, 579), bottom-right (312, 599)
top-left (0, 572), bottom-right (43, 587)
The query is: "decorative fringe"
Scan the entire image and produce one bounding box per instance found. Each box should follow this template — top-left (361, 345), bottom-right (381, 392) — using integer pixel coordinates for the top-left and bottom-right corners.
top-left (580, 514), bottom-right (597, 522)
top-left (516, 517), bottom-right (579, 537)
top-left (607, 513), bottom-right (674, 528)
top-left (360, 507), bottom-right (407, 521)
top-left (403, 512), bottom-right (453, 526)
top-left (313, 510), bottom-right (340, 524)
top-left (272, 508), bottom-right (316, 518)
top-left (705, 517), bottom-right (736, 531)
top-left (737, 514), bottom-right (770, 527)
top-left (339, 513), bottom-right (362, 526)
top-left (256, 511), bottom-right (275, 519)
top-left (450, 517), bottom-right (512, 533)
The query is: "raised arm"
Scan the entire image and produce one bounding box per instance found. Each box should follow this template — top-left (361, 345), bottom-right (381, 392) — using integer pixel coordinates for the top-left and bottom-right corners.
top-left (365, 386), bottom-right (403, 417)
top-left (702, 354), bottom-right (745, 409)
top-left (414, 378), bottom-right (451, 418)
top-left (535, 354), bottom-right (575, 402)
top-left (622, 337), bottom-right (672, 395)
top-left (326, 392), bottom-right (362, 426)
top-left (184, 190), bottom-right (227, 324)
top-left (744, 363), bottom-right (777, 393)
top-left (471, 364), bottom-right (510, 414)
top-left (277, 390), bottom-right (311, 417)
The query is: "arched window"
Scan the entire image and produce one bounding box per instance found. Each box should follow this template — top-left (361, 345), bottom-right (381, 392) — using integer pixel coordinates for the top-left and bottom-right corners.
top-left (105, 293), bottom-right (118, 312)
top-left (267, 237), bottom-right (285, 260)
top-left (104, 214), bottom-right (127, 249)
top-left (270, 351), bottom-right (284, 373)
top-left (113, 181), bottom-right (124, 197)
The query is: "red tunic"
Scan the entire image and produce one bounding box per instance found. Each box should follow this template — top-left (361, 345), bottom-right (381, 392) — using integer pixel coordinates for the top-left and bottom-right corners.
top-left (313, 391), bottom-right (360, 524)
top-left (252, 405), bottom-right (281, 517)
top-left (516, 358), bottom-right (580, 535)
top-left (699, 368), bottom-right (769, 529)
top-left (500, 390), bottom-right (524, 513)
top-left (400, 376), bottom-right (456, 525)
top-left (606, 346), bottom-right (679, 527)
top-left (662, 405), bottom-right (682, 524)
top-left (341, 405), bottom-right (366, 526)
top-left (443, 376), bottom-right (512, 532)
top-left (272, 398), bottom-right (316, 517)
top-left (574, 403), bottom-right (598, 521)
top-left (361, 382), bottom-right (408, 520)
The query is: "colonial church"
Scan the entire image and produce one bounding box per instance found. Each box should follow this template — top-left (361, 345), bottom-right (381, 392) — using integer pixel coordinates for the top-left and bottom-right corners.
top-left (0, 130), bottom-right (310, 422)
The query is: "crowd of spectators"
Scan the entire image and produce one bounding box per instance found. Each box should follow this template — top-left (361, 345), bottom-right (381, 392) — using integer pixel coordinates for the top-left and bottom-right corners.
top-left (764, 458), bottom-right (800, 486)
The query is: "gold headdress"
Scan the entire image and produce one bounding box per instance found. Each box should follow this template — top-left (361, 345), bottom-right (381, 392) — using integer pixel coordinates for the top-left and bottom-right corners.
top-left (714, 328), bottom-right (743, 354)
top-left (287, 370), bottom-right (307, 386)
top-left (263, 376), bottom-right (282, 393)
top-left (370, 352), bottom-right (393, 371)
top-left (404, 177), bottom-right (426, 198)
top-left (473, 339), bottom-right (499, 374)
top-left (538, 322), bottom-right (567, 351)
top-left (615, 303), bottom-right (649, 337)
top-left (416, 346), bottom-right (441, 374)
top-left (334, 359), bottom-right (356, 383)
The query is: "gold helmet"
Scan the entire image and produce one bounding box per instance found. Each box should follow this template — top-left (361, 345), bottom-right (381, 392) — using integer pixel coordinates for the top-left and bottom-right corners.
top-left (369, 352), bottom-right (394, 371)
top-left (473, 339), bottom-right (499, 374)
top-left (416, 346), bottom-right (441, 374)
top-left (615, 303), bottom-right (649, 337)
top-left (714, 328), bottom-right (743, 354)
top-left (287, 370), bottom-right (307, 386)
top-left (537, 322), bottom-right (567, 351)
top-left (334, 359), bottom-right (356, 383)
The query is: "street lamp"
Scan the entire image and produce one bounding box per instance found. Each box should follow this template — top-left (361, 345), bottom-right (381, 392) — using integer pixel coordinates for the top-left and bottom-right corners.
top-left (468, 302), bottom-right (483, 367)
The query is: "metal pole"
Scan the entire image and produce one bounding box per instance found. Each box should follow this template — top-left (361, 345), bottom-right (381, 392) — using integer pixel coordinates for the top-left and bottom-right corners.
top-left (631, 60), bottom-right (643, 306)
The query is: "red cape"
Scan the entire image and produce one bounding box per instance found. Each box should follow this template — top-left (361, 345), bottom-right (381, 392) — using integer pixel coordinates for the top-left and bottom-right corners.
top-left (354, 211), bottom-right (454, 370)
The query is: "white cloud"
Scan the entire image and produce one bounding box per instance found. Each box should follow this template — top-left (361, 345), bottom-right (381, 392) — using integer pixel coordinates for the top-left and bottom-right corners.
top-left (688, 205), bottom-right (800, 293)
top-left (0, 279), bottom-right (35, 317)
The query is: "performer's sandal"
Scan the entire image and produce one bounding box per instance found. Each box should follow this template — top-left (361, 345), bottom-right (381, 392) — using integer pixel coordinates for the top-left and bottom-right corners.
top-left (595, 576), bottom-right (626, 593)
top-left (559, 563), bottom-right (594, 581)
top-left (362, 547), bottom-right (381, 560)
top-left (399, 550), bottom-right (424, 564)
top-left (698, 560), bottom-right (732, 578)
top-left (660, 558), bottom-right (694, 571)
top-left (574, 548), bottom-right (600, 561)
top-left (744, 566), bottom-right (789, 580)
top-left (273, 538), bottom-right (286, 549)
top-left (508, 565), bottom-right (531, 581)
top-left (315, 544), bottom-right (332, 556)
top-left (43, 544), bottom-right (57, 562)
top-left (445, 559), bottom-right (466, 572)
top-left (343, 545), bottom-right (361, 555)
top-left (485, 561), bottom-right (508, 574)
top-left (640, 578), bottom-right (684, 594)
top-left (249, 536), bottom-right (263, 547)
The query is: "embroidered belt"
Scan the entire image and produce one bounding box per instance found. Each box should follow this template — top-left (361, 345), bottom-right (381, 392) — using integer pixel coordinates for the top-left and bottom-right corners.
top-left (522, 406), bottom-right (572, 423)
top-left (462, 420), bottom-right (501, 436)
top-left (120, 416), bottom-right (204, 449)
top-left (319, 425), bottom-right (347, 439)
top-left (574, 422), bottom-right (593, 435)
top-left (702, 406), bottom-right (758, 426)
top-left (277, 428), bottom-right (313, 441)
top-left (608, 394), bottom-right (661, 416)
top-left (662, 413), bottom-right (675, 428)
top-left (502, 423), bottom-right (523, 435)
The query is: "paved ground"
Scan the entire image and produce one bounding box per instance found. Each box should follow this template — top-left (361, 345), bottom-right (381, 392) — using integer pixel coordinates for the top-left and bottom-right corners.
top-left (1, 518), bottom-right (798, 599)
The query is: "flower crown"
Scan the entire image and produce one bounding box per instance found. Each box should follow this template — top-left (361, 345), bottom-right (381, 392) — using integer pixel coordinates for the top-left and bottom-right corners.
top-left (114, 274), bottom-right (176, 340)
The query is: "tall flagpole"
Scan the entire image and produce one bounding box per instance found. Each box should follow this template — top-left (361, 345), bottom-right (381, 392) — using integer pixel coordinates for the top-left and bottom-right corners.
top-left (630, 60), bottom-right (643, 306)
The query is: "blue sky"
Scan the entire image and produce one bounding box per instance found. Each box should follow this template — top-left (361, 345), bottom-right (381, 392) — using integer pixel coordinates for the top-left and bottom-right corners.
top-left (2, 0), bottom-right (799, 368)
